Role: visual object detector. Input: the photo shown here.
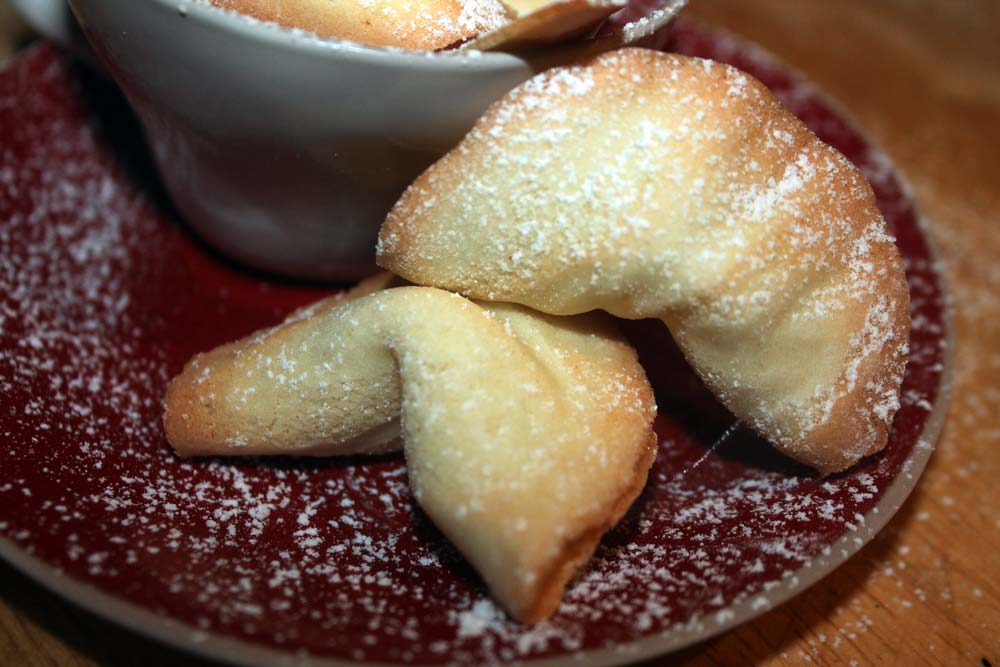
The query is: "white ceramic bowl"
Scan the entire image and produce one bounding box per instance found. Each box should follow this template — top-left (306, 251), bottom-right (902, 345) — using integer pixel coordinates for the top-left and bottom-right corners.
top-left (18, 0), bottom-right (684, 279)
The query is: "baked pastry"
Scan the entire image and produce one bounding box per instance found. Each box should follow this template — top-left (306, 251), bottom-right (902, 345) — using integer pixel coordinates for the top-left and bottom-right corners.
top-left (378, 48), bottom-right (910, 474)
top-left (209, 0), bottom-right (511, 50)
top-left (164, 275), bottom-right (656, 622)
top-left (464, 0), bottom-right (626, 52)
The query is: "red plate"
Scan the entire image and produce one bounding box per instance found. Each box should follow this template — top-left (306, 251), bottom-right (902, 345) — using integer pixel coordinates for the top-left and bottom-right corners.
top-left (0, 17), bottom-right (950, 667)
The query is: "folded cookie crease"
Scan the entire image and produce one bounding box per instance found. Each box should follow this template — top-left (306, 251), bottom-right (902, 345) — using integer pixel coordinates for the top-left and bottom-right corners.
top-left (164, 275), bottom-right (656, 622)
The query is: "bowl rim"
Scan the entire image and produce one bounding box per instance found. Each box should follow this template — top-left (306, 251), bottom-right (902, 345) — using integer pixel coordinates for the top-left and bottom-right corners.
top-left (141, 0), bottom-right (533, 71)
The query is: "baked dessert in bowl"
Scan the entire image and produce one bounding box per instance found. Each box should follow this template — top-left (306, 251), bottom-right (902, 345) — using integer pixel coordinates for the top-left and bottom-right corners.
top-left (208, 0), bottom-right (630, 52)
top-left (207, 0), bottom-right (513, 50)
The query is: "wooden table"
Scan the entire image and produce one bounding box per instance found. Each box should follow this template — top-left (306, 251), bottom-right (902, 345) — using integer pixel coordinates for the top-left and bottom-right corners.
top-left (1, 1), bottom-right (998, 665)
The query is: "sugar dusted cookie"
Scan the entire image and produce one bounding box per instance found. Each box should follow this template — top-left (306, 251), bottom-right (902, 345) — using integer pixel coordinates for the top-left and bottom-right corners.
top-left (164, 276), bottom-right (656, 622)
top-left (210, 0), bottom-right (511, 50)
top-left (378, 48), bottom-right (910, 474)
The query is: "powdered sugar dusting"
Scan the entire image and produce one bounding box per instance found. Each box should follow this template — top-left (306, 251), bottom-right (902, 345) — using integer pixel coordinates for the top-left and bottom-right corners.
top-left (0, 22), bottom-right (946, 666)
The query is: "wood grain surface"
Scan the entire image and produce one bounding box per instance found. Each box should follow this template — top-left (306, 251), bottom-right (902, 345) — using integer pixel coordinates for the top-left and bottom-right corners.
top-left (1, 1), bottom-right (998, 665)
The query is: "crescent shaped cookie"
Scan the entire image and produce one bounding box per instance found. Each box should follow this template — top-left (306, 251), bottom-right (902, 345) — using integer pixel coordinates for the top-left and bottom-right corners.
top-left (378, 48), bottom-right (910, 474)
top-left (209, 0), bottom-right (511, 51)
top-left (164, 278), bottom-right (656, 622)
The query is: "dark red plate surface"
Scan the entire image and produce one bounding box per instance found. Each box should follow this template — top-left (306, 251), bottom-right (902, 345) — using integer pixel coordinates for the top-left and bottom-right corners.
top-left (0, 18), bottom-right (949, 667)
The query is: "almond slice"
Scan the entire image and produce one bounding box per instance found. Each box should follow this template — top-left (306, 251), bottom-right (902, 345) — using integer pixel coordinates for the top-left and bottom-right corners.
top-left (462, 0), bottom-right (626, 52)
